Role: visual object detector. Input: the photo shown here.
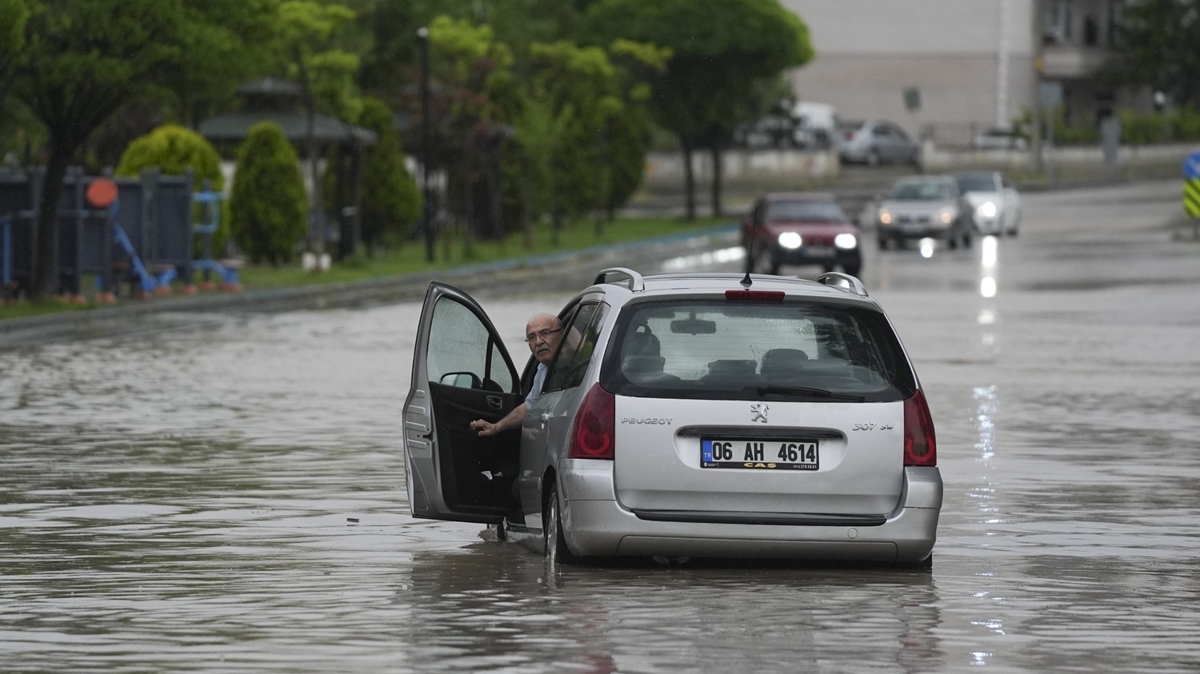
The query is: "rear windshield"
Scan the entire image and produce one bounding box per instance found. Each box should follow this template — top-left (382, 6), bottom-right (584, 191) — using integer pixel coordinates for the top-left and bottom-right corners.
top-left (887, 180), bottom-right (956, 201)
top-left (765, 200), bottom-right (847, 223)
top-left (601, 299), bottom-right (916, 402)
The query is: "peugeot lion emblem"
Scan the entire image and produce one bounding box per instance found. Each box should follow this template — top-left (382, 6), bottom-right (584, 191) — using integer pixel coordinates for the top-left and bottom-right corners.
top-left (750, 403), bottom-right (769, 423)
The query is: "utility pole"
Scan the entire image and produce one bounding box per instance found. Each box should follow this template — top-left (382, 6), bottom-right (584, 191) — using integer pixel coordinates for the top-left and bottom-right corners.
top-left (1031, 0), bottom-right (1045, 175)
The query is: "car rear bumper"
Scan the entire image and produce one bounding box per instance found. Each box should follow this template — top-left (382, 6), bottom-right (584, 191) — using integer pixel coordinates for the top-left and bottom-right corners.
top-left (879, 224), bottom-right (954, 241)
top-left (558, 460), bottom-right (941, 564)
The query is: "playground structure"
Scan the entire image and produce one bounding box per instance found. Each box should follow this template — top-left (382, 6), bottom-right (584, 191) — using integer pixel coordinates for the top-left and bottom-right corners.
top-left (0, 167), bottom-right (240, 302)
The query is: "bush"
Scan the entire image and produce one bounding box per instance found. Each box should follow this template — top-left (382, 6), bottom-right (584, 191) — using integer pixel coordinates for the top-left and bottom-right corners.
top-left (229, 122), bottom-right (308, 265)
top-left (353, 97), bottom-right (421, 251)
top-left (115, 124), bottom-right (230, 254)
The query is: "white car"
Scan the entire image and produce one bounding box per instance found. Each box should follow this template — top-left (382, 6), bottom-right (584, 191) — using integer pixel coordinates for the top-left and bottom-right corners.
top-left (954, 171), bottom-right (1022, 236)
top-left (403, 270), bottom-right (942, 568)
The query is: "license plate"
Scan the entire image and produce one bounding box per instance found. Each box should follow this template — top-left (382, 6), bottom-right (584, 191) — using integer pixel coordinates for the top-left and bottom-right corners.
top-left (701, 439), bottom-right (819, 470)
top-left (802, 246), bottom-right (834, 257)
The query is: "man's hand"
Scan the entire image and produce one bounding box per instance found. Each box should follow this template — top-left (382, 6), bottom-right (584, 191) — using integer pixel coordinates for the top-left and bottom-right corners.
top-left (470, 419), bottom-right (500, 436)
top-left (469, 403), bottom-right (526, 437)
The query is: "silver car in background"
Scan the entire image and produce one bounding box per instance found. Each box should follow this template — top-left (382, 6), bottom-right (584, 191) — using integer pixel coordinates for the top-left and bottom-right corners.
top-left (837, 119), bottom-right (921, 167)
top-left (403, 269), bottom-right (942, 568)
top-left (954, 170), bottom-right (1022, 236)
top-left (875, 174), bottom-right (974, 250)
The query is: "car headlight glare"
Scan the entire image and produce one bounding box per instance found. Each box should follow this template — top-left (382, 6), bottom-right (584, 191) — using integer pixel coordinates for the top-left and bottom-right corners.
top-left (879, 209), bottom-right (893, 225)
top-left (976, 201), bottom-right (998, 218)
top-left (939, 208), bottom-right (955, 224)
top-left (778, 232), bottom-right (802, 249)
top-left (835, 233), bottom-right (857, 249)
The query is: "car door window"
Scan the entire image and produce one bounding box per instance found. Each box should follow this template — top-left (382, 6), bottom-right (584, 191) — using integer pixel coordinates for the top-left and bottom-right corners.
top-left (428, 297), bottom-right (515, 393)
top-left (544, 302), bottom-right (606, 393)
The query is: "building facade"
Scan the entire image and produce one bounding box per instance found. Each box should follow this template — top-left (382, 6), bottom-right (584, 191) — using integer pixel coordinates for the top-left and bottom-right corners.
top-left (782, 0), bottom-right (1130, 145)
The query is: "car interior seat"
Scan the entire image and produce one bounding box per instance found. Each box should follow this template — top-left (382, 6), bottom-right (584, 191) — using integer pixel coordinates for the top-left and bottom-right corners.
top-left (761, 348), bottom-right (809, 384)
top-left (622, 324), bottom-right (671, 383)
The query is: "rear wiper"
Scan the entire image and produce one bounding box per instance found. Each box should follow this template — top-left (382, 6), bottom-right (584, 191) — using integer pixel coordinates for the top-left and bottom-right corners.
top-left (755, 385), bottom-right (865, 402)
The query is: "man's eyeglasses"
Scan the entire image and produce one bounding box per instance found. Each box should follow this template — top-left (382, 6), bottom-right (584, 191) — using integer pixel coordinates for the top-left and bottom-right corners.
top-left (525, 327), bottom-right (563, 343)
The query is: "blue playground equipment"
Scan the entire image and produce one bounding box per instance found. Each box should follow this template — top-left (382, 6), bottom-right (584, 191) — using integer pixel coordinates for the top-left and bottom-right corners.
top-left (191, 190), bottom-right (241, 288)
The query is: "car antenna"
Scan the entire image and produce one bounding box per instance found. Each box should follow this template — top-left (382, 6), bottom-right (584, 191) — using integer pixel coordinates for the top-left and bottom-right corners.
top-left (740, 272), bottom-right (753, 289)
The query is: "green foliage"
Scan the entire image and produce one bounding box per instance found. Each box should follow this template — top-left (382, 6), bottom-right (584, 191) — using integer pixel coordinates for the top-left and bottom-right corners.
top-left (1118, 107), bottom-right (1200, 145)
top-left (356, 97), bottom-right (422, 250)
top-left (172, 0), bottom-right (279, 126)
top-left (1105, 0), bottom-right (1200, 108)
top-left (230, 122), bottom-right (308, 265)
top-left (0, 0), bottom-right (28, 96)
top-left (585, 0), bottom-right (814, 217)
top-left (115, 124), bottom-right (231, 254)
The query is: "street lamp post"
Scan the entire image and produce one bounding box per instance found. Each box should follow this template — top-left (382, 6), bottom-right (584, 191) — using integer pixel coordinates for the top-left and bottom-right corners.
top-left (418, 27), bottom-right (434, 262)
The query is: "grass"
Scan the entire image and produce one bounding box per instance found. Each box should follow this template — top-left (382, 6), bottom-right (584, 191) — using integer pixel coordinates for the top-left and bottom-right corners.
top-left (0, 215), bottom-right (730, 322)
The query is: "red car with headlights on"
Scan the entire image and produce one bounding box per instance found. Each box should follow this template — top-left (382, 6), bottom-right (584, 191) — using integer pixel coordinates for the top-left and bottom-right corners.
top-left (742, 192), bottom-right (863, 277)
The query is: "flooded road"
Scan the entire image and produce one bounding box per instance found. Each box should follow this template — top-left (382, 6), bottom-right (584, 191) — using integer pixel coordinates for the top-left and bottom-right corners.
top-left (3, 180), bottom-right (1200, 672)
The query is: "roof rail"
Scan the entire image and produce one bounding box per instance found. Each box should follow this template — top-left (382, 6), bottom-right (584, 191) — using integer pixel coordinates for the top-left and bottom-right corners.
top-left (817, 271), bottom-right (869, 297)
top-left (594, 267), bottom-right (644, 292)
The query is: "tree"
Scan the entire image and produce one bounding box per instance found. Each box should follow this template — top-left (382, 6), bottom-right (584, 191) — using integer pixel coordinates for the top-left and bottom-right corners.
top-left (115, 124), bottom-right (230, 255)
top-left (169, 0), bottom-right (281, 128)
top-left (350, 97), bottom-right (421, 252)
top-left (13, 0), bottom-right (184, 299)
top-left (229, 122), bottom-right (308, 265)
top-left (586, 0), bottom-right (813, 219)
top-left (274, 0), bottom-right (359, 260)
top-left (0, 0), bottom-right (28, 104)
top-left (1105, 0), bottom-right (1200, 108)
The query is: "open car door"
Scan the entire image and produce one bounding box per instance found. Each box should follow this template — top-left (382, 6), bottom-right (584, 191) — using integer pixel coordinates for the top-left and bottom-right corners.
top-left (402, 282), bottom-right (522, 523)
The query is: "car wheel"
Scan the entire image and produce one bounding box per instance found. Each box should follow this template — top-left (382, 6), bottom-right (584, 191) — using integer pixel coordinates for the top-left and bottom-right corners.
top-left (902, 553), bottom-right (934, 571)
top-left (866, 150), bottom-right (881, 168)
top-left (544, 481), bottom-right (578, 567)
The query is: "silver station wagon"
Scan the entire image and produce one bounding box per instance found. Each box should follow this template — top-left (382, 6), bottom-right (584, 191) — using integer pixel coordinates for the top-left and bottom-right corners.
top-left (403, 269), bottom-right (942, 567)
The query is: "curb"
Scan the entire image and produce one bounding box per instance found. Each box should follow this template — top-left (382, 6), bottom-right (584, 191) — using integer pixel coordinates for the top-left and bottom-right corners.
top-left (0, 224), bottom-right (739, 339)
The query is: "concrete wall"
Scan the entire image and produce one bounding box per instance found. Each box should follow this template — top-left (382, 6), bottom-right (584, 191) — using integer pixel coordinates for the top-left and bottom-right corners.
top-left (782, 0), bottom-right (1036, 136)
top-left (642, 149), bottom-right (840, 191)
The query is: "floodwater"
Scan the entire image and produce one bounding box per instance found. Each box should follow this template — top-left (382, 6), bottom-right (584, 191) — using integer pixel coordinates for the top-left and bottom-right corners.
top-left (3, 180), bottom-right (1200, 672)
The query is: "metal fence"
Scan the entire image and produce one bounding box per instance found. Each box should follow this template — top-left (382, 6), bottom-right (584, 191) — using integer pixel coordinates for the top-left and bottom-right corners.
top-left (0, 167), bottom-right (193, 298)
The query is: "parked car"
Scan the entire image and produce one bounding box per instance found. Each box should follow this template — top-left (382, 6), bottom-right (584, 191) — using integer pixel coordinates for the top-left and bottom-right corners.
top-left (791, 101), bottom-right (840, 150)
top-left (953, 170), bottom-right (1022, 236)
top-left (837, 120), bottom-right (921, 167)
top-left (734, 114), bottom-right (796, 149)
top-left (742, 192), bottom-right (862, 276)
top-left (403, 270), bottom-right (942, 568)
top-left (972, 127), bottom-right (1028, 150)
top-left (875, 175), bottom-right (973, 249)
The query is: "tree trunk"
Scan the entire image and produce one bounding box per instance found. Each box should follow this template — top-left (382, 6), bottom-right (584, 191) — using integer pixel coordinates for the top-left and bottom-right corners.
top-left (682, 140), bottom-right (696, 221)
top-left (710, 144), bottom-right (723, 218)
top-left (31, 146), bottom-right (71, 299)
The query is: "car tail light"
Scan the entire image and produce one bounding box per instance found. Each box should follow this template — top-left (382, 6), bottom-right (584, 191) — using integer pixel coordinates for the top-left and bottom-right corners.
top-left (903, 390), bottom-right (937, 466)
top-left (568, 383), bottom-right (615, 460)
top-left (725, 289), bottom-right (785, 301)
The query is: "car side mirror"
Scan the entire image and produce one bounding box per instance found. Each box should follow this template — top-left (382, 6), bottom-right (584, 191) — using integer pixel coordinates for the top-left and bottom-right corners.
top-left (439, 371), bottom-right (483, 389)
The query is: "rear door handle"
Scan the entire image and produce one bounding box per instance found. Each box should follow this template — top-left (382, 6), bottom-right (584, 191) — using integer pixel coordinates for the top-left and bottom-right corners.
top-left (540, 413), bottom-right (550, 429)
top-left (486, 395), bottom-right (503, 410)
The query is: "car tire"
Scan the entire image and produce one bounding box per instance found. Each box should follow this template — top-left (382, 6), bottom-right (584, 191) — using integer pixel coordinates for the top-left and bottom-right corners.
top-left (544, 481), bottom-right (579, 567)
top-left (902, 554), bottom-right (934, 571)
